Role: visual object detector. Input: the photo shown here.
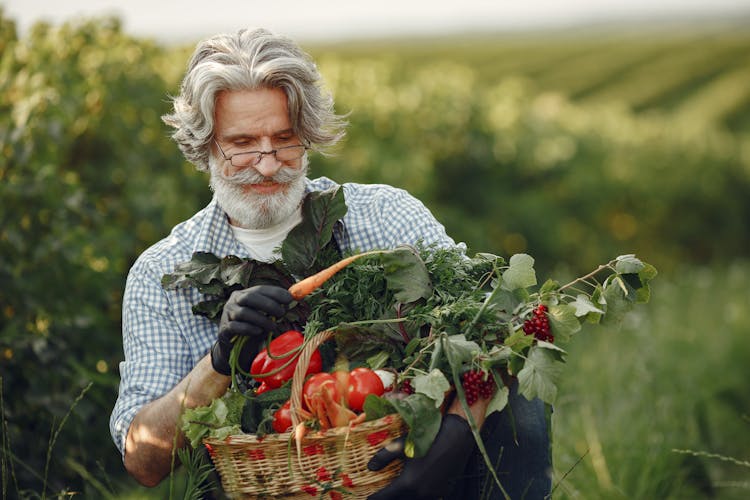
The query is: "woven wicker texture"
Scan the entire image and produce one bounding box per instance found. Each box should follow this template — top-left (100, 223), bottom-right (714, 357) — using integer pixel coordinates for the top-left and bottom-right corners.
top-left (205, 329), bottom-right (405, 498)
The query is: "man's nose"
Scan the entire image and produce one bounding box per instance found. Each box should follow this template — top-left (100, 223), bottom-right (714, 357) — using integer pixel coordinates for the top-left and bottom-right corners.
top-left (253, 150), bottom-right (282, 178)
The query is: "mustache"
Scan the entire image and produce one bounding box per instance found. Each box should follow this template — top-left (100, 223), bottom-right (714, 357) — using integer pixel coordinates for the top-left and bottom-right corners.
top-left (216, 164), bottom-right (305, 186)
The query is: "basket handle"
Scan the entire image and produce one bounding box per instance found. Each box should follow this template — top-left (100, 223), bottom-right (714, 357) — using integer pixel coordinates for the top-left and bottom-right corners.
top-left (289, 329), bottom-right (336, 427)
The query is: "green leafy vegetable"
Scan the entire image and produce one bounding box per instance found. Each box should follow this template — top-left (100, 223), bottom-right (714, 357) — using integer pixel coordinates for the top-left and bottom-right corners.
top-left (281, 186), bottom-right (348, 277)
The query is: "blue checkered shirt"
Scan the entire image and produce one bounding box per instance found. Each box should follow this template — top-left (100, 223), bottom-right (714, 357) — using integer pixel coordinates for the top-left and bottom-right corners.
top-left (110, 176), bottom-right (464, 456)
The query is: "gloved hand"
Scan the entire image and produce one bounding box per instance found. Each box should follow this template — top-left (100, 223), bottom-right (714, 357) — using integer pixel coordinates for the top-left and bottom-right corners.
top-left (367, 414), bottom-right (477, 500)
top-left (210, 285), bottom-right (293, 376)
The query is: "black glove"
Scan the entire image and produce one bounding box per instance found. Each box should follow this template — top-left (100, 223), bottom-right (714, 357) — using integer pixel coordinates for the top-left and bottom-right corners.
top-left (210, 285), bottom-right (293, 376)
top-left (367, 414), bottom-right (477, 500)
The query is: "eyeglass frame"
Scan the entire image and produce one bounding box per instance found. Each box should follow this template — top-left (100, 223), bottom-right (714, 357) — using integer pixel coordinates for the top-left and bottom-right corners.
top-left (213, 139), bottom-right (308, 168)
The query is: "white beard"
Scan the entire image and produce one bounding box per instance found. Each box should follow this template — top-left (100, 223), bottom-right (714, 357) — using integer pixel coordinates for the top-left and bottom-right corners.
top-left (209, 155), bottom-right (308, 229)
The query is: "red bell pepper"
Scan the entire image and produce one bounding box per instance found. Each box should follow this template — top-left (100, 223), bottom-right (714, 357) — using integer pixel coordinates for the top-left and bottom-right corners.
top-left (250, 330), bottom-right (322, 389)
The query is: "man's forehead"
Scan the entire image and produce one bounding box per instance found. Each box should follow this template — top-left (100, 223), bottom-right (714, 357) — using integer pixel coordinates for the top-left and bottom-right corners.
top-left (214, 88), bottom-right (292, 138)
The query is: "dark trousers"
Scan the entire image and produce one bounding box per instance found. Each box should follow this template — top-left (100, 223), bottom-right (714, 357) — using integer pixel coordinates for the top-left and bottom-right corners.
top-left (444, 381), bottom-right (553, 500)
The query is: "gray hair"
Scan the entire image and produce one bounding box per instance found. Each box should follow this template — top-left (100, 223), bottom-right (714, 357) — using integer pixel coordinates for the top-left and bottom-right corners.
top-left (163, 28), bottom-right (347, 171)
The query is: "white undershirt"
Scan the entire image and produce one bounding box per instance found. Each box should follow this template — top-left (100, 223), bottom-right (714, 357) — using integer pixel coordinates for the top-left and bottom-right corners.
top-left (229, 210), bottom-right (303, 262)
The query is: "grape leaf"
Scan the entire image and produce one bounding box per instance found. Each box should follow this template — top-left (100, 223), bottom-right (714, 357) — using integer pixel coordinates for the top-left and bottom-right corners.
top-left (600, 277), bottom-right (634, 325)
top-left (413, 369), bottom-right (451, 408)
top-left (615, 254), bottom-right (644, 274)
top-left (381, 245), bottom-right (433, 303)
top-left (570, 294), bottom-right (604, 317)
top-left (635, 263), bottom-right (658, 303)
top-left (443, 334), bottom-right (482, 365)
top-left (281, 186), bottom-right (348, 277)
top-left (517, 345), bottom-right (563, 404)
top-left (501, 253), bottom-right (537, 291)
top-left (485, 384), bottom-right (509, 416)
top-left (548, 303), bottom-right (580, 344)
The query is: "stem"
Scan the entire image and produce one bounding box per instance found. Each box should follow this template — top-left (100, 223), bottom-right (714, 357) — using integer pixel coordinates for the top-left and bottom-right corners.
top-left (463, 276), bottom-right (506, 338)
top-left (42, 382), bottom-right (93, 499)
top-left (442, 334), bottom-right (510, 500)
top-left (559, 261), bottom-right (616, 293)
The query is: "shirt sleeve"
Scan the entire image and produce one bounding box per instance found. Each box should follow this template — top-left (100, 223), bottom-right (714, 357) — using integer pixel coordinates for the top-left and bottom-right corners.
top-left (341, 183), bottom-right (467, 254)
top-left (109, 260), bottom-right (195, 458)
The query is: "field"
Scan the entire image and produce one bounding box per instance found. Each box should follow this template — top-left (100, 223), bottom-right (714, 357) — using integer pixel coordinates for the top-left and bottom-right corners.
top-left (1, 11), bottom-right (749, 499)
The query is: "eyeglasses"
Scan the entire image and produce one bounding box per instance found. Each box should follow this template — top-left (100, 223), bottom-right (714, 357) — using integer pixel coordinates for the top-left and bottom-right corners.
top-left (214, 140), bottom-right (307, 168)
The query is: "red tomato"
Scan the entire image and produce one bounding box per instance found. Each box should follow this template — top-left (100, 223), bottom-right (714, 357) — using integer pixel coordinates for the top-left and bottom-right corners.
top-left (346, 367), bottom-right (385, 412)
top-left (302, 372), bottom-right (341, 410)
top-left (250, 330), bottom-right (322, 389)
top-left (272, 400), bottom-right (293, 433)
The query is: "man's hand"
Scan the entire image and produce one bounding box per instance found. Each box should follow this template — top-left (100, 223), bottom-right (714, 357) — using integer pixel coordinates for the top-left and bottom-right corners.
top-left (367, 414), bottom-right (476, 500)
top-left (210, 285), bottom-right (293, 375)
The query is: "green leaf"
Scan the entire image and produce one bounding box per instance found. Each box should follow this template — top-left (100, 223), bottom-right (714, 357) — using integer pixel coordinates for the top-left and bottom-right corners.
top-left (600, 277), bottom-right (634, 325)
top-left (192, 298), bottom-right (225, 321)
top-left (517, 345), bottom-right (563, 404)
top-left (482, 345), bottom-right (513, 366)
top-left (535, 340), bottom-right (567, 362)
top-left (636, 263), bottom-right (658, 303)
top-left (485, 384), bottom-right (509, 416)
top-left (388, 393), bottom-right (442, 458)
top-left (501, 253), bottom-right (537, 291)
top-left (366, 351), bottom-right (391, 370)
top-left (443, 334), bottom-right (482, 365)
top-left (570, 294), bottom-right (604, 317)
top-left (548, 303), bottom-right (581, 344)
top-left (219, 256), bottom-right (256, 288)
top-left (413, 369), bottom-right (451, 408)
top-left (161, 252), bottom-right (222, 291)
top-left (363, 395), bottom-right (396, 422)
top-left (181, 394), bottom-right (238, 448)
top-left (281, 187), bottom-right (348, 277)
top-left (487, 288), bottom-right (519, 314)
top-left (539, 278), bottom-right (560, 295)
top-left (381, 245), bottom-right (433, 303)
top-left (615, 254), bottom-right (644, 274)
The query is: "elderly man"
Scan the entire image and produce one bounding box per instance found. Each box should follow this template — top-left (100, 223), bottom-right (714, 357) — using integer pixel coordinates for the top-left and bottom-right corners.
top-left (110, 28), bottom-right (551, 499)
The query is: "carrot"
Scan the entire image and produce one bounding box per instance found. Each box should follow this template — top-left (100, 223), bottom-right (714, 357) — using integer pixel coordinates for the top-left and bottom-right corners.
top-left (293, 421), bottom-right (307, 460)
top-left (288, 251), bottom-right (381, 300)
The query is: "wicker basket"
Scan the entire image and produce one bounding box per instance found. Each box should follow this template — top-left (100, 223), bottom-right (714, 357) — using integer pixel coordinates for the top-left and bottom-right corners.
top-left (204, 329), bottom-right (405, 499)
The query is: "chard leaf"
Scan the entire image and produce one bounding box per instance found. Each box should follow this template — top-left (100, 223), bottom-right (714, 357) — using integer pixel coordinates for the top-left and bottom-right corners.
top-left (517, 345), bottom-right (562, 404)
top-left (219, 256), bottom-right (256, 288)
top-left (388, 393), bottom-right (442, 458)
top-left (161, 252), bottom-right (222, 292)
top-left (192, 298), bottom-right (225, 321)
top-left (281, 187), bottom-right (347, 277)
top-left (501, 254), bottom-right (537, 291)
top-left (382, 245), bottom-right (432, 303)
top-left (413, 369), bottom-right (451, 408)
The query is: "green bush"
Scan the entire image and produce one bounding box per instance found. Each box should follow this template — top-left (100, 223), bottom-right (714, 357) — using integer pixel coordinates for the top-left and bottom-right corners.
top-left (1, 11), bottom-right (748, 497)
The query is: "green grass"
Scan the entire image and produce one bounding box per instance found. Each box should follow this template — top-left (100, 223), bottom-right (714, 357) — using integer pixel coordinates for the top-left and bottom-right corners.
top-left (551, 262), bottom-right (750, 499)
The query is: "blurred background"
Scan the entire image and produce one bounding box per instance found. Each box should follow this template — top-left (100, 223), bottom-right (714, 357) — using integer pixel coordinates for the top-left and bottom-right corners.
top-left (1, 1), bottom-right (749, 498)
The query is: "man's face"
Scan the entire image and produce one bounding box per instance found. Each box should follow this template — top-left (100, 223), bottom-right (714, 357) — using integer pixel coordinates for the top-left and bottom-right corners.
top-left (210, 87), bottom-right (307, 229)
